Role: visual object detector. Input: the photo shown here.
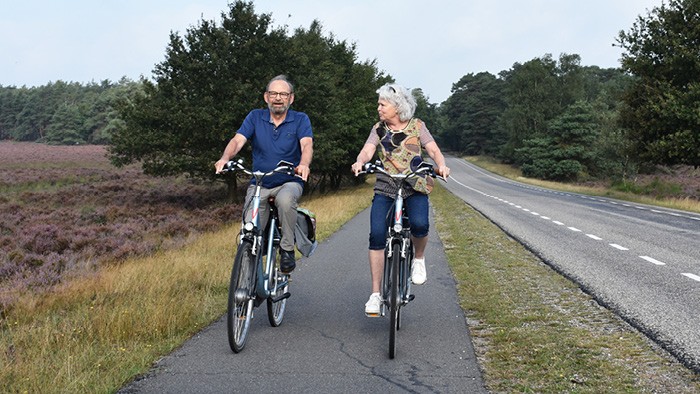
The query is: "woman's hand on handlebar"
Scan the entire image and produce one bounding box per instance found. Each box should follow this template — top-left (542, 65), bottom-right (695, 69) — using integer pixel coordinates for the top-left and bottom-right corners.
top-left (436, 165), bottom-right (450, 179)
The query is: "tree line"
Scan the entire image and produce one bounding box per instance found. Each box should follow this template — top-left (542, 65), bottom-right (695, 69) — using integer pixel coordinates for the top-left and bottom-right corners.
top-left (0, 79), bottom-right (141, 145)
top-left (1, 0), bottom-right (697, 190)
top-left (438, 56), bottom-right (635, 181)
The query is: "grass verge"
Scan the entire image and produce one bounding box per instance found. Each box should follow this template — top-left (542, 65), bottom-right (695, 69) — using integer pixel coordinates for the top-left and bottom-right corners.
top-left (0, 183), bottom-right (373, 393)
top-left (431, 183), bottom-right (700, 392)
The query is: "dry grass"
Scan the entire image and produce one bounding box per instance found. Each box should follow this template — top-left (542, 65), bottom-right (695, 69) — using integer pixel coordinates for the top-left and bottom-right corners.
top-left (299, 181), bottom-right (374, 241)
top-left (2, 228), bottom-right (234, 392)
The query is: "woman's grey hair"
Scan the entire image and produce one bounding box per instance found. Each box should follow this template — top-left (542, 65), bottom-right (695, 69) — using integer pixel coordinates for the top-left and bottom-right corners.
top-left (267, 75), bottom-right (294, 93)
top-left (377, 83), bottom-right (416, 122)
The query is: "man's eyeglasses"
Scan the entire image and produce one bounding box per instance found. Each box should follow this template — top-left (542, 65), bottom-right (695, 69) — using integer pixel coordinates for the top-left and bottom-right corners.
top-left (267, 91), bottom-right (291, 99)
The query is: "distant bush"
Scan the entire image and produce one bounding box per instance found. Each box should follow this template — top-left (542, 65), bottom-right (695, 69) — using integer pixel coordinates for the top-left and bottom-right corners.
top-left (521, 159), bottom-right (583, 181)
top-left (611, 177), bottom-right (684, 198)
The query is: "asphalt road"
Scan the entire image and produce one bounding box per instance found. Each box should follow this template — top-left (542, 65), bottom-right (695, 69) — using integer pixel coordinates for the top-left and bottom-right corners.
top-left (119, 207), bottom-right (487, 393)
top-left (441, 155), bottom-right (700, 371)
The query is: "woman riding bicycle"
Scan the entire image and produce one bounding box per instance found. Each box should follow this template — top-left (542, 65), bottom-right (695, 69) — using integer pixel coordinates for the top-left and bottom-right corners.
top-left (351, 83), bottom-right (450, 316)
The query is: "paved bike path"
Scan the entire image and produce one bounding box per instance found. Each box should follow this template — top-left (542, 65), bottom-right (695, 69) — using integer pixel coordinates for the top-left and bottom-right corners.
top-left (119, 207), bottom-right (487, 393)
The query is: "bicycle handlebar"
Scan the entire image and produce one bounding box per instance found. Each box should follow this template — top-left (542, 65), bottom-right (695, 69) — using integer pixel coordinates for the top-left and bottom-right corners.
top-left (358, 160), bottom-right (447, 182)
top-left (220, 158), bottom-right (297, 178)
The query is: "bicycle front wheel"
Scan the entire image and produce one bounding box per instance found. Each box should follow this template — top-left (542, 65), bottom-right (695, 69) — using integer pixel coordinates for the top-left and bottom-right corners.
top-left (266, 242), bottom-right (289, 327)
top-left (227, 240), bottom-right (256, 353)
top-left (398, 238), bottom-right (413, 332)
top-left (388, 242), bottom-right (401, 359)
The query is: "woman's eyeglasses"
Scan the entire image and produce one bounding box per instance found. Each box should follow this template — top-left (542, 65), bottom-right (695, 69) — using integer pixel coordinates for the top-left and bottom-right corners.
top-left (267, 91), bottom-right (291, 99)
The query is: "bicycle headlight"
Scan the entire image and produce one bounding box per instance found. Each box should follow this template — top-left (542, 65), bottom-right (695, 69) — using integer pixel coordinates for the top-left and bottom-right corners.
top-left (244, 222), bottom-right (254, 232)
top-left (393, 223), bottom-right (403, 233)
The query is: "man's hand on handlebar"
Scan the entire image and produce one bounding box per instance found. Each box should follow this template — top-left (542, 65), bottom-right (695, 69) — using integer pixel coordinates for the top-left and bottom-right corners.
top-left (295, 163), bottom-right (310, 181)
top-left (351, 161), bottom-right (364, 176)
top-left (214, 159), bottom-right (229, 174)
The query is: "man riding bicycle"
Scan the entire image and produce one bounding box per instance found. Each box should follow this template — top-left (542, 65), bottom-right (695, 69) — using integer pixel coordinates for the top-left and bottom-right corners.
top-left (215, 75), bottom-right (313, 274)
top-left (351, 83), bottom-right (450, 316)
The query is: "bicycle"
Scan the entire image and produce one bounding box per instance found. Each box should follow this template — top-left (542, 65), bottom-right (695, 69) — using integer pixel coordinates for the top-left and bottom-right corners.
top-left (360, 159), bottom-right (444, 358)
top-left (220, 158), bottom-right (297, 353)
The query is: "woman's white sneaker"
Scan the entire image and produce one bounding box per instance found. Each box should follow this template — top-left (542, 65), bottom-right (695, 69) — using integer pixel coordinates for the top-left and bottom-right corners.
top-left (411, 257), bottom-right (427, 285)
top-left (364, 292), bottom-right (382, 316)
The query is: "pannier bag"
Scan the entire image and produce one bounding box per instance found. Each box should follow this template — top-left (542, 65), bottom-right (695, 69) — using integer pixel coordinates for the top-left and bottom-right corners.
top-left (294, 207), bottom-right (318, 257)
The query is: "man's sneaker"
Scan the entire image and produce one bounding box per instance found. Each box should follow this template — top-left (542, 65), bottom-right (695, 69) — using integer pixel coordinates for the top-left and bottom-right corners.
top-left (280, 249), bottom-right (296, 273)
top-left (364, 292), bottom-right (382, 316)
top-left (411, 257), bottom-right (427, 285)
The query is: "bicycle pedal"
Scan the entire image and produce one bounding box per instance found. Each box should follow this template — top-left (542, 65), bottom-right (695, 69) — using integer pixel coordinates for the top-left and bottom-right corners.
top-left (407, 294), bottom-right (415, 302)
top-left (271, 292), bottom-right (291, 303)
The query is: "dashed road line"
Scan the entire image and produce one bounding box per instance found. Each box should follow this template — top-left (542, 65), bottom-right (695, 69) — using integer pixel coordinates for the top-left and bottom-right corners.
top-left (640, 256), bottom-right (666, 266)
top-left (682, 273), bottom-right (700, 282)
top-left (449, 168), bottom-right (698, 286)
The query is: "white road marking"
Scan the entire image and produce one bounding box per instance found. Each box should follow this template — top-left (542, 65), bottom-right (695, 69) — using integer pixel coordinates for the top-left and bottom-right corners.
top-left (640, 256), bottom-right (666, 266)
top-left (552, 221), bottom-right (564, 225)
top-left (610, 244), bottom-right (629, 251)
top-left (568, 227), bottom-right (582, 232)
top-left (682, 273), bottom-right (700, 282)
top-left (586, 234), bottom-right (603, 240)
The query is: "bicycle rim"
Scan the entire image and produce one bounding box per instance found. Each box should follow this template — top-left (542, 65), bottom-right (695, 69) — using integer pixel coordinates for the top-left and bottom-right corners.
top-left (389, 243), bottom-right (400, 359)
top-left (228, 241), bottom-right (256, 353)
top-left (267, 243), bottom-right (288, 326)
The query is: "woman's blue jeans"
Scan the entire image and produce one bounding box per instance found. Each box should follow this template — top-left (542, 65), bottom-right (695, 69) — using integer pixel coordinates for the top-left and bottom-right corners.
top-left (368, 192), bottom-right (429, 250)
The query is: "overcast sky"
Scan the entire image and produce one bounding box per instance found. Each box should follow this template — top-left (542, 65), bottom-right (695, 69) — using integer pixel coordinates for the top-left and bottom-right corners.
top-left (1, 0), bottom-right (661, 103)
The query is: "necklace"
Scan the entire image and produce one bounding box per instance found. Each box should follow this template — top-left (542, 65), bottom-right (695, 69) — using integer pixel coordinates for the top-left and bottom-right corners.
top-left (383, 118), bottom-right (411, 132)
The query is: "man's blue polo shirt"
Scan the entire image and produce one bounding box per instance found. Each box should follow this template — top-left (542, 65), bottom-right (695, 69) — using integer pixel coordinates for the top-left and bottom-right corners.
top-left (237, 108), bottom-right (313, 188)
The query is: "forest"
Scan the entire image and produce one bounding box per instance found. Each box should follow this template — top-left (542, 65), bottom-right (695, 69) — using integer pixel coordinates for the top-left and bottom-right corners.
top-left (0, 0), bottom-right (698, 188)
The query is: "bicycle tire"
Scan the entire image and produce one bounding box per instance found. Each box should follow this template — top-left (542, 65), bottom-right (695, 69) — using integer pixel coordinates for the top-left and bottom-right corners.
top-left (389, 242), bottom-right (401, 359)
top-left (266, 241), bottom-right (288, 327)
top-left (227, 240), bottom-right (256, 353)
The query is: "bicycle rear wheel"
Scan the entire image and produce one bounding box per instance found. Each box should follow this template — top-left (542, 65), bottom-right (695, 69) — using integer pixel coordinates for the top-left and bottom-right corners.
top-left (227, 240), bottom-right (256, 353)
top-left (388, 242), bottom-right (401, 359)
top-left (266, 242), bottom-right (289, 327)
